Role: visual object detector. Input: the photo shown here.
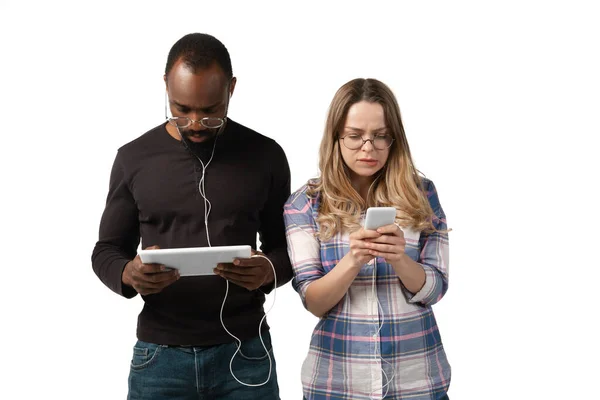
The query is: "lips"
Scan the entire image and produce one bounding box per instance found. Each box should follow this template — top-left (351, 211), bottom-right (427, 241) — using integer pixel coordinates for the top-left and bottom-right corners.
top-left (358, 159), bottom-right (378, 165)
top-left (184, 130), bottom-right (215, 143)
top-left (188, 135), bottom-right (206, 143)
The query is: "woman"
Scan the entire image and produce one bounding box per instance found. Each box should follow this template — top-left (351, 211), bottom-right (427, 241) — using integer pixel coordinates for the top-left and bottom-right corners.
top-left (284, 78), bottom-right (451, 400)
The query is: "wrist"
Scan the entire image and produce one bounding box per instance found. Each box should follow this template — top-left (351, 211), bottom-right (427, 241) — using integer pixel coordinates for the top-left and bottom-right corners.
top-left (122, 261), bottom-right (133, 287)
top-left (256, 254), bottom-right (275, 288)
top-left (343, 254), bottom-right (363, 272)
top-left (391, 253), bottom-right (410, 270)
top-left (263, 268), bottom-right (275, 286)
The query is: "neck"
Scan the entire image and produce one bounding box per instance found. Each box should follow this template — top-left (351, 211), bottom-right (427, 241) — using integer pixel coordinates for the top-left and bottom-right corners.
top-left (165, 122), bottom-right (180, 141)
top-left (350, 174), bottom-right (376, 201)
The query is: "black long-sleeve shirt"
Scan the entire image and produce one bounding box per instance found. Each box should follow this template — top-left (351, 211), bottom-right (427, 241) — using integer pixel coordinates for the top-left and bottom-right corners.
top-left (91, 120), bottom-right (293, 345)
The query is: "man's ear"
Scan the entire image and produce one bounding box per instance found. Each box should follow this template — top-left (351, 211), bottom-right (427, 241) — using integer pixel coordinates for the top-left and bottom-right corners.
top-left (229, 77), bottom-right (237, 98)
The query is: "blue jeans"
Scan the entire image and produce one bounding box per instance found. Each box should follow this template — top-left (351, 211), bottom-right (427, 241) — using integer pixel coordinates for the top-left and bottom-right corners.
top-left (128, 332), bottom-right (279, 400)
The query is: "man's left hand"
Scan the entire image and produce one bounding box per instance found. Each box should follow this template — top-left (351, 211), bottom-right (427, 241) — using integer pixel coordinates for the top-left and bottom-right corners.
top-left (214, 250), bottom-right (274, 291)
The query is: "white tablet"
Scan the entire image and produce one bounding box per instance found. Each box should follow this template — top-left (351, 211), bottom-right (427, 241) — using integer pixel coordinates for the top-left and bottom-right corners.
top-left (138, 245), bottom-right (252, 277)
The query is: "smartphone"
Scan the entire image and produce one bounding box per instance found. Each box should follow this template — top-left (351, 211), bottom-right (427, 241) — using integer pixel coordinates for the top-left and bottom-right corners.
top-left (364, 207), bottom-right (397, 230)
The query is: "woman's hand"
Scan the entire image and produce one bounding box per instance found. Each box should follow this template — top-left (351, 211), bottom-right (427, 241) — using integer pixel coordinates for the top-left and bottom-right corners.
top-left (363, 223), bottom-right (406, 263)
top-left (347, 228), bottom-right (382, 267)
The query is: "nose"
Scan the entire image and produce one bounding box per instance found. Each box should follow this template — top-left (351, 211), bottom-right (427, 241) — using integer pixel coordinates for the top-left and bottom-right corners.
top-left (189, 115), bottom-right (208, 131)
top-left (361, 139), bottom-right (375, 151)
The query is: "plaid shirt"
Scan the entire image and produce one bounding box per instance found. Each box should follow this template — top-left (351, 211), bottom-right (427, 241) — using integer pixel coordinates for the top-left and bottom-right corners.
top-left (284, 178), bottom-right (451, 400)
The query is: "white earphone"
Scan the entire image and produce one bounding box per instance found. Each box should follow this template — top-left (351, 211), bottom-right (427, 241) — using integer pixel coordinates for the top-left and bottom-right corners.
top-left (370, 258), bottom-right (395, 399)
top-left (176, 125), bottom-right (277, 387)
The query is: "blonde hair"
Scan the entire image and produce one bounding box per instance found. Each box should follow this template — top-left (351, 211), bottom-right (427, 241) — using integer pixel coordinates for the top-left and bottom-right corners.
top-left (308, 78), bottom-right (437, 241)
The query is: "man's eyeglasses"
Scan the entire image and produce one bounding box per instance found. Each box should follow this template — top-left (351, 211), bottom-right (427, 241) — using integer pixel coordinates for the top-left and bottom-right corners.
top-left (167, 117), bottom-right (225, 129)
top-left (339, 134), bottom-right (394, 150)
top-left (164, 92), bottom-right (226, 129)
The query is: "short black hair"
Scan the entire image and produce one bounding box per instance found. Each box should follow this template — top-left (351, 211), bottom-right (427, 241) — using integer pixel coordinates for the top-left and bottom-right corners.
top-left (165, 33), bottom-right (233, 79)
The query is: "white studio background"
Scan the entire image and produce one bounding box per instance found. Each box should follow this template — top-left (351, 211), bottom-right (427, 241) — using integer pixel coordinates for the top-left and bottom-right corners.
top-left (1, 1), bottom-right (598, 399)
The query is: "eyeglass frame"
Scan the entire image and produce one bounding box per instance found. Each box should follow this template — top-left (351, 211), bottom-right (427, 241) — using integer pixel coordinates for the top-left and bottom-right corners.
top-left (164, 91), bottom-right (227, 129)
top-left (338, 133), bottom-right (395, 150)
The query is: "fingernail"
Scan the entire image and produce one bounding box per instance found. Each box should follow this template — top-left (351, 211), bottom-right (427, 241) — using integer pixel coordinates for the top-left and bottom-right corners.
top-left (160, 265), bottom-right (166, 271)
top-left (233, 259), bottom-right (240, 265)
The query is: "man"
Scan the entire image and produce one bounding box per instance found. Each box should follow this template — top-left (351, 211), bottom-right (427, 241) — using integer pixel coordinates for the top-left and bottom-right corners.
top-left (92, 33), bottom-right (292, 399)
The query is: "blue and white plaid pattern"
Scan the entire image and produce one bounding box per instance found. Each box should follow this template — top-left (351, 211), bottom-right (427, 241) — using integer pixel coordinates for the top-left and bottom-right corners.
top-left (284, 178), bottom-right (451, 400)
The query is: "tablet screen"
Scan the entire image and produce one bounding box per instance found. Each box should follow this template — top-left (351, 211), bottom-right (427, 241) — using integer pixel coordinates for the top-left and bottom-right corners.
top-left (138, 245), bottom-right (252, 276)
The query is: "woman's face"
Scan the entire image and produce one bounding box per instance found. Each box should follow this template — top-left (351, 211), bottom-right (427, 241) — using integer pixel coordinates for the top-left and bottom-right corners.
top-left (339, 101), bottom-right (391, 183)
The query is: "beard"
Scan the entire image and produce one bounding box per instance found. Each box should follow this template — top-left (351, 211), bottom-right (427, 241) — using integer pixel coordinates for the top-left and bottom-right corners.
top-left (180, 128), bottom-right (219, 162)
top-left (181, 128), bottom-right (219, 143)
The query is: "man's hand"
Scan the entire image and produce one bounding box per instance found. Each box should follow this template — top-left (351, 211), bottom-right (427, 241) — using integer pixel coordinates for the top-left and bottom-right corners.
top-left (122, 245), bottom-right (180, 295)
top-left (213, 250), bottom-right (274, 291)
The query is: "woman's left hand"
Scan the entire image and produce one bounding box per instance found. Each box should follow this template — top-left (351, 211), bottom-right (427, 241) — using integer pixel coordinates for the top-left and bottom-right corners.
top-left (364, 223), bottom-right (406, 263)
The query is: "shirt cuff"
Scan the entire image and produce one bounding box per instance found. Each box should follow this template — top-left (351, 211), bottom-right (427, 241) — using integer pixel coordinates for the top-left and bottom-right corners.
top-left (406, 264), bottom-right (438, 305)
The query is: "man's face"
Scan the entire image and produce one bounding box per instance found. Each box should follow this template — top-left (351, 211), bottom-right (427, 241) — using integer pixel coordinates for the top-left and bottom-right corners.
top-left (165, 59), bottom-right (235, 143)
